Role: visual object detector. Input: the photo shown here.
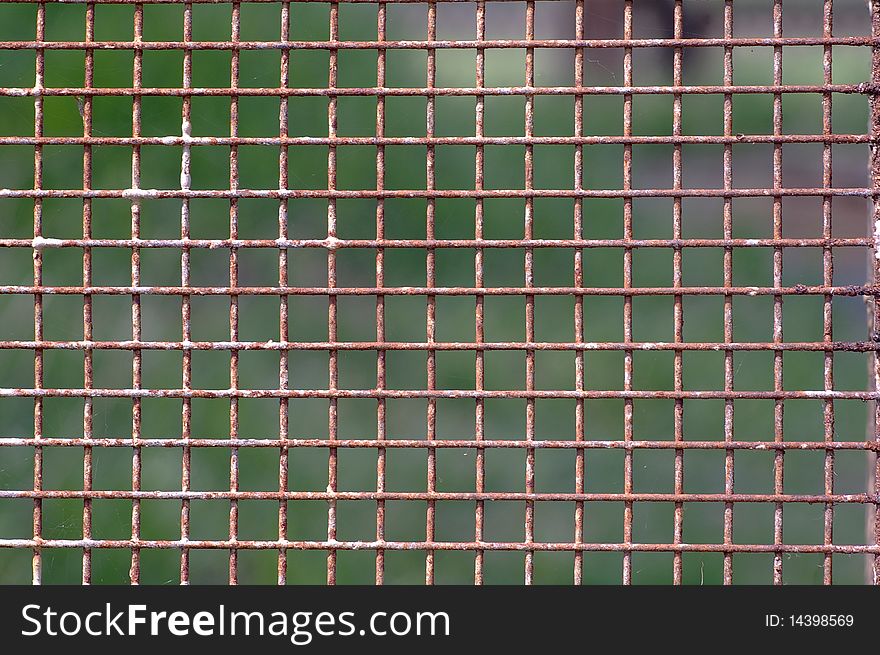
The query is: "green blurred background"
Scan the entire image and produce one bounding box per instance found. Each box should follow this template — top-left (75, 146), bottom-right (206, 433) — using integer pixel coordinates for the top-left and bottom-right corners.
top-left (0, 0), bottom-right (876, 583)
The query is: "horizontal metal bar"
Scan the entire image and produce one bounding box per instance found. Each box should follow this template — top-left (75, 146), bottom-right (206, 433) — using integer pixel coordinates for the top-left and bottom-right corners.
top-left (0, 0), bottom-right (565, 4)
top-left (0, 284), bottom-right (872, 296)
top-left (0, 388), bottom-right (874, 400)
top-left (0, 340), bottom-right (876, 353)
top-left (1, 188), bottom-right (870, 200)
top-left (0, 437), bottom-right (876, 451)
top-left (0, 84), bottom-right (872, 97)
top-left (1, 37), bottom-right (877, 51)
top-left (4, 238), bottom-right (873, 250)
top-left (0, 490), bottom-right (874, 504)
top-left (0, 135), bottom-right (872, 147)
top-left (0, 540), bottom-right (876, 555)
top-left (0, 540), bottom-right (880, 555)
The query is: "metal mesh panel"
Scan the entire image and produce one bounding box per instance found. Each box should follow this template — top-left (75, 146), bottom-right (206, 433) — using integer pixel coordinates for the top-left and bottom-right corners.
top-left (0, 0), bottom-right (878, 584)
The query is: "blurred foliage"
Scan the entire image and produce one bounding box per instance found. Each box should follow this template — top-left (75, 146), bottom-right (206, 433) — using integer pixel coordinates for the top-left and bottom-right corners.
top-left (0, 1), bottom-right (875, 584)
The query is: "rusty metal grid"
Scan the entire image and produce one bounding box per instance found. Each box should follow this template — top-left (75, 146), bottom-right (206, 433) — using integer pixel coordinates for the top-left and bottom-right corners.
top-left (0, 0), bottom-right (878, 585)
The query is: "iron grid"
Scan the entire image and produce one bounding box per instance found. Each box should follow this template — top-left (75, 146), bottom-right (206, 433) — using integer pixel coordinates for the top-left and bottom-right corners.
top-left (0, 0), bottom-right (878, 584)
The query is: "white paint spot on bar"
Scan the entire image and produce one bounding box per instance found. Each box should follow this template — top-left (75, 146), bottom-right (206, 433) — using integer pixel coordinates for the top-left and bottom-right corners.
top-left (180, 119), bottom-right (192, 191)
top-left (640, 342), bottom-right (669, 350)
top-left (31, 236), bottom-right (64, 249)
top-left (874, 218), bottom-right (880, 259)
top-left (123, 188), bottom-right (163, 199)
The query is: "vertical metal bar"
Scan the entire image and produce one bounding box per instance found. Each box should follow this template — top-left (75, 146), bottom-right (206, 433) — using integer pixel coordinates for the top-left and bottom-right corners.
top-left (722, 0), bottom-right (735, 586)
top-left (227, 0), bottom-right (241, 586)
top-left (277, 0), bottom-right (290, 586)
top-left (523, 0), bottom-right (536, 587)
top-left (772, 0), bottom-right (785, 586)
top-left (326, 0), bottom-right (339, 586)
top-left (31, 0), bottom-right (45, 587)
top-left (81, 0), bottom-right (95, 586)
top-left (425, 0), bottom-right (437, 586)
top-left (822, 0), bottom-right (835, 586)
top-left (573, 0), bottom-right (585, 586)
top-left (671, 0), bottom-right (685, 586)
top-left (473, 0), bottom-right (486, 587)
top-left (375, 0), bottom-right (387, 586)
top-left (129, 1), bottom-right (144, 587)
top-left (179, 1), bottom-right (193, 586)
top-left (870, 0), bottom-right (880, 587)
top-left (622, 0), bottom-right (634, 586)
